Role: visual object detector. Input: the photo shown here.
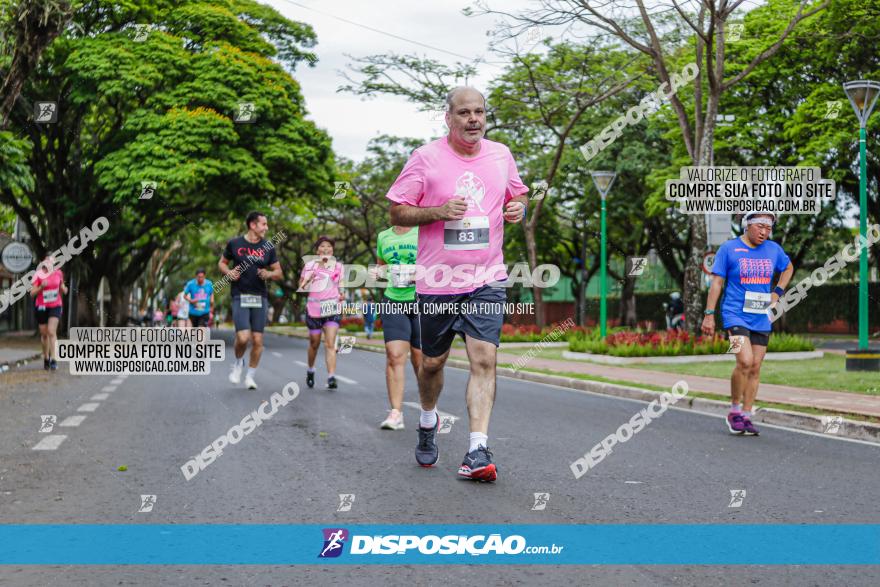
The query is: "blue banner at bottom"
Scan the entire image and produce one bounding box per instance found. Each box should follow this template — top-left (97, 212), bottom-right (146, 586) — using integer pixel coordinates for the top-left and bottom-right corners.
top-left (0, 524), bottom-right (878, 565)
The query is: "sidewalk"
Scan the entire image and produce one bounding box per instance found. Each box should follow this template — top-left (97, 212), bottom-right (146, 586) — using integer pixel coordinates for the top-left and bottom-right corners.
top-left (0, 331), bottom-right (43, 369)
top-left (268, 327), bottom-right (880, 420)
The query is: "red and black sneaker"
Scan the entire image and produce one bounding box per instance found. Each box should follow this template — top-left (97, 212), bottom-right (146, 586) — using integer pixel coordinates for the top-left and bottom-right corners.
top-left (458, 445), bottom-right (497, 482)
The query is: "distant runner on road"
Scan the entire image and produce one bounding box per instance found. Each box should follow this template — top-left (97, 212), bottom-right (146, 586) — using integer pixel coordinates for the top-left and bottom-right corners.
top-left (184, 269), bottom-right (214, 329)
top-left (386, 86), bottom-right (529, 482)
top-left (702, 211), bottom-right (794, 436)
top-left (219, 211), bottom-right (283, 390)
top-left (372, 225), bottom-right (421, 430)
top-left (299, 236), bottom-right (344, 390)
top-left (173, 290), bottom-right (190, 328)
top-left (30, 256), bottom-right (67, 371)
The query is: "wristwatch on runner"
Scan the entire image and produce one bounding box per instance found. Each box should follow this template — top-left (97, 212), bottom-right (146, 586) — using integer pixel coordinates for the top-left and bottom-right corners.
top-left (704, 309), bottom-right (715, 315)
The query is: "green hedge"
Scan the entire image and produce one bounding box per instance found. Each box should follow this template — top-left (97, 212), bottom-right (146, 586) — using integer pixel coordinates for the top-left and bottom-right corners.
top-left (768, 282), bottom-right (880, 332)
top-left (582, 283), bottom-right (879, 333)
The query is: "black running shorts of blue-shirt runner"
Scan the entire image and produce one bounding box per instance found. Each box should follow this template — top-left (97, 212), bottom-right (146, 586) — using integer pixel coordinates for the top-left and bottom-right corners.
top-left (711, 237), bottom-right (791, 347)
top-left (417, 284), bottom-right (506, 358)
top-left (223, 235), bottom-right (277, 333)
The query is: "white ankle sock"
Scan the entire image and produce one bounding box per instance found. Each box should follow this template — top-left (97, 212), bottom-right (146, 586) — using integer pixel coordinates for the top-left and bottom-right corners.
top-left (420, 409), bottom-right (438, 429)
top-left (234, 357), bottom-right (244, 367)
top-left (469, 432), bottom-right (488, 453)
top-left (246, 367), bottom-right (256, 378)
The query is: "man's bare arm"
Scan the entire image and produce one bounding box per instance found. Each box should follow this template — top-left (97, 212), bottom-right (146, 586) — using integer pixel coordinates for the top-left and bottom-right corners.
top-left (705, 275), bottom-right (725, 311)
top-left (390, 200), bottom-right (466, 226)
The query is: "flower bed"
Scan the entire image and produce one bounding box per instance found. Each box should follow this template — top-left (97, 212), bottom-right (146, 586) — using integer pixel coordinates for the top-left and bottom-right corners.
top-left (568, 329), bottom-right (814, 357)
top-left (500, 323), bottom-right (583, 343)
top-left (340, 317), bottom-right (382, 332)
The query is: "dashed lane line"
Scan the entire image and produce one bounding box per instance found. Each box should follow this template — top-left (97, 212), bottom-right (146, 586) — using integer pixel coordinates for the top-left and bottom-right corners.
top-left (59, 415), bottom-right (87, 427)
top-left (32, 435), bottom-right (67, 450)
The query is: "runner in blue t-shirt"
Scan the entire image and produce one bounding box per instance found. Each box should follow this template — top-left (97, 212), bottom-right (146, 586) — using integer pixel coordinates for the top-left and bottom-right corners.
top-left (702, 212), bottom-right (794, 436)
top-left (184, 269), bottom-right (214, 328)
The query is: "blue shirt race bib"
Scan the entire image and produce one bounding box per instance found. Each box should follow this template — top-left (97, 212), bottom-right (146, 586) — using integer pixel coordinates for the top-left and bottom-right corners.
top-left (711, 237), bottom-right (790, 332)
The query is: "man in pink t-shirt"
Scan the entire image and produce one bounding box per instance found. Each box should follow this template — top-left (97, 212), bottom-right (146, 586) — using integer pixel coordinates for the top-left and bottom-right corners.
top-left (386, 86), bottom-right (529, 482)
top-left (30, 256), bottom-right (68, 371)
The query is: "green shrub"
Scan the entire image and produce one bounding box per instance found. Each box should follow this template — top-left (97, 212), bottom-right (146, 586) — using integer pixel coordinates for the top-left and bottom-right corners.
top-left (767, 333), bottom-right (814, 352)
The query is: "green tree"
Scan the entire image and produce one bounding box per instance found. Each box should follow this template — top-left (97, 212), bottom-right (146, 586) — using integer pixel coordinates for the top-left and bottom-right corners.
top-left (1, 0), bottom-right (334, 325)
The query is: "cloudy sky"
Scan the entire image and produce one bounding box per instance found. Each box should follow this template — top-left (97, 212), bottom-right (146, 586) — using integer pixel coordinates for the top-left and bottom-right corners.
top-left (264, 0), bottom-right (536, 161)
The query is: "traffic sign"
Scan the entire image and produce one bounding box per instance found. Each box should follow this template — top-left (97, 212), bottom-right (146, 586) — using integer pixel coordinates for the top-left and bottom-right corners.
top-left (702, 251), bottom-right (716, 275)
top-left (2, 241), bottom-right (33, 273)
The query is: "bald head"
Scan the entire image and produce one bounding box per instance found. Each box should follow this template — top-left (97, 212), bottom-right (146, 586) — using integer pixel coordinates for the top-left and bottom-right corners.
top-left (444, 87), bottom-right (486, 151)
top-left (445, 86), bottom-right (486, 113)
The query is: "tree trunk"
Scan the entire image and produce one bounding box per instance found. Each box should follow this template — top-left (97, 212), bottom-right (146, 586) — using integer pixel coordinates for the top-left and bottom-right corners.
top-left (524, 222), bottom-right (546, 327)
top-left (0, 1), bottom-right (73, 128)
top-left (619, 275), bottom-right (637, 327)
top-left (110, 282), bottom-right (132, 327)
top-left (74, 278), bottom-right (99, 327)
top-left (684, 97), bottom-right (718, 334)
top-left (269, 297), bottom-right (286, 326)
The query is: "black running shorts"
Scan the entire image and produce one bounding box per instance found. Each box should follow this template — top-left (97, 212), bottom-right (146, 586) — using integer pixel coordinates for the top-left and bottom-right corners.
top-left (378, 298), bottom-right (421, 349)
top-left (416, 284), bottom-right (505, 358)
top-left (35, 305), bottom-right (63, 325)
top-left (232, 295), bottom-right (268, 333)
top-left (728, 326), bottom-right (770, 347)
top-left (305, 314), bottom-right (342, 333)
top-left (190, 314), bottom-right (210, 328)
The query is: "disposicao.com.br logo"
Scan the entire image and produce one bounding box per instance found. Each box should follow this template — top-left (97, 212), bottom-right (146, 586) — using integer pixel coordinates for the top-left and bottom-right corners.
top-left (318, 528), bottom-right (563, 558)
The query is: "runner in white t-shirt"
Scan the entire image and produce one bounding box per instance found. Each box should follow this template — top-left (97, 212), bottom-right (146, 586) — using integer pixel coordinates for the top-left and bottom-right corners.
top-left (386, 86), bottom-right (529, 482)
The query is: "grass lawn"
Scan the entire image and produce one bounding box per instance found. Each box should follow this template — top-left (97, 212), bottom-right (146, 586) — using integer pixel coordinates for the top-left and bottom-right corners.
top-left (511, 367), bottom-right (880, 424)
top-left (626, 354), bottom-right (880, 395)
top-left (496, 345), bottom-right (879, 396)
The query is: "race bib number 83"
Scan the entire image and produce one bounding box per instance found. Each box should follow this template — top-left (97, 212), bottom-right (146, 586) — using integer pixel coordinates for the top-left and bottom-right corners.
top-left (444, 216), bottom-right (490, 250)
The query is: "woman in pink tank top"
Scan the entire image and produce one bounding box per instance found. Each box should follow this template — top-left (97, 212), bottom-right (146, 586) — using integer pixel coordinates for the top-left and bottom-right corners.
top-left (30, 256), bottom-right (68, 371)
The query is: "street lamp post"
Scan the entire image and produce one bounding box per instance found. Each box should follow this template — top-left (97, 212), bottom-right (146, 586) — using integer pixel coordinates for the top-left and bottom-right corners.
top-left (590, 171), bottom-right (617, 337)
top-left (843, 80), bottom-right (880, 371)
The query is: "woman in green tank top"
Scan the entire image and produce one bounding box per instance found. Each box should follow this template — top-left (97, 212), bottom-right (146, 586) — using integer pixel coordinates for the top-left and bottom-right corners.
top-left (373, 225), bottom-right (422, 430)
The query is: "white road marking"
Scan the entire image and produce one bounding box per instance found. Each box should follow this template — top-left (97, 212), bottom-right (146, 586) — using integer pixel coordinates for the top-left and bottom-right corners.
top-left (111, 378), bottom-right (124, 385)
top-left (91, 393), bottom-right (109, 400)
top-left (77, 403), bottom-right (100, 412)
top-left (624, 481), bottom-right (644, 484)
top-left (59, 415), bottom-right (87, 427)
top-left (32, 435), bottom-right (67, 450)
top-left (293, 360), bottom-right (357, 383)
top-left (101, 385), bottom-right (117, 392)
top-left (272, 351), bottom-right (283, 358)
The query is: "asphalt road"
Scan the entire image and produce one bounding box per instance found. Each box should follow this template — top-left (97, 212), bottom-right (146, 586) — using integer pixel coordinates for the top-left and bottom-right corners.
top-left (1, 329), bottom-right (878, 586)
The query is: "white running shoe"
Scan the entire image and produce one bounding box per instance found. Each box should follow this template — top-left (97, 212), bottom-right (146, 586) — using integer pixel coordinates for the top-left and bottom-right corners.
top-left (229, 362), bottom-right (242, 384)
top-left (380, 409), bottom-right (405, 430)
top-left (244, 375), bottom-right (258, 390)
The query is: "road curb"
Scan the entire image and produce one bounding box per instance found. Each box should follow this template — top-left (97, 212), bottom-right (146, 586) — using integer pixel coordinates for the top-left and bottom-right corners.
top-left (562, 349), bottom-right (824, 364)
top-left (269, 330), bottom-right (880, 445)
top-left (0, 352), bottom-right (43, 373)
